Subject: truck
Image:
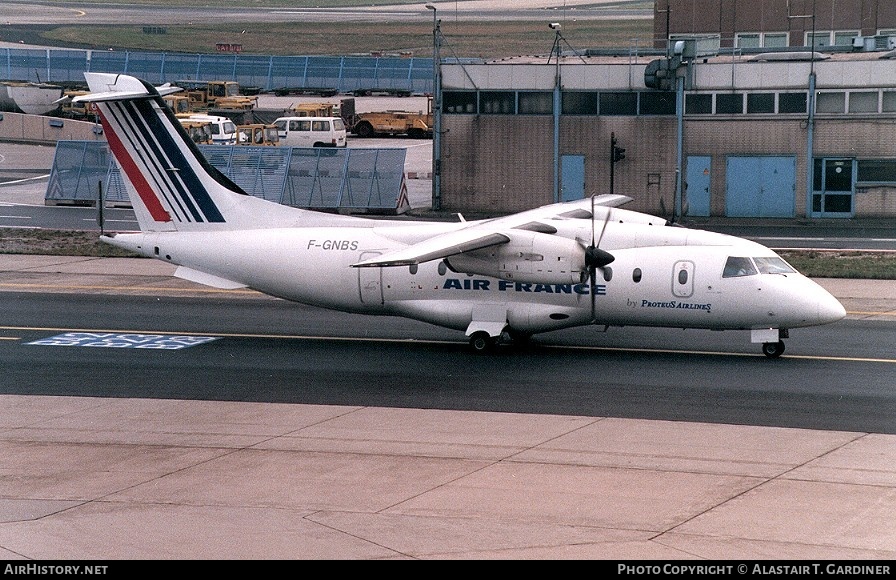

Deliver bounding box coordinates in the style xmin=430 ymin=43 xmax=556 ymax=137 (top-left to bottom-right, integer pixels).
xmin=179 ymin=119 xmax=214 ymax=145
xmin=177 ymin=114 xmax=240 ymax=145
xmin=287 ymin=98 xmax=356 ymax=131
xmin=175 ymin=80 xmax=258 ymax=112
xmin=350 ymin=96 xmax=432 ymax=139
xmin=236 ymin=123 xmax=280 ymax=146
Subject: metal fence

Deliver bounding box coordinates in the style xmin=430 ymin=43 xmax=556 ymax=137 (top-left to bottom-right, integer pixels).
xmin=46 ymin=141 xmax=410 ymax=213
xmin=2 ymin=47 xmax=434 ymax=94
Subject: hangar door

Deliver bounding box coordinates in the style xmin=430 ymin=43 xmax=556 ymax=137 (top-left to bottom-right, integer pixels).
xmin=725 ymin=156 xmax=795 ymax=218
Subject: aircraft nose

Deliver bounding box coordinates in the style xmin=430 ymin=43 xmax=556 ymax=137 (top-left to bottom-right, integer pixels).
xmin=816 ymin=288 xmax=847 ymax=325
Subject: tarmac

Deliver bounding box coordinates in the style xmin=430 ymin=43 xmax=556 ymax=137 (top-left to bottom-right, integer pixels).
xmin=2 ymin=159 xmax=896 ymax=560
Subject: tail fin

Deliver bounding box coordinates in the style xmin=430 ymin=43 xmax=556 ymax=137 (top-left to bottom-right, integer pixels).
xmin=75 ymin=73 xmax=251 ymax=232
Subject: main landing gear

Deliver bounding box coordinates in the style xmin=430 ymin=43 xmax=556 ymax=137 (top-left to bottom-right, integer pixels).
xmin=469 ymin=331 xmax=495 ymax=353
xmin=468 ymin=329 xmax=532 ymax=353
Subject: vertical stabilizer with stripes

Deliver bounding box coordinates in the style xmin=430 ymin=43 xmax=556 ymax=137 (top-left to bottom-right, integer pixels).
xmin=75 ymin=73 xmax=258 ymax=232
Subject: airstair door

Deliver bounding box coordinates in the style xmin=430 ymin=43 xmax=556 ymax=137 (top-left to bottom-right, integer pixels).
xmin=358 ymin=251 xmax=383 ymax=304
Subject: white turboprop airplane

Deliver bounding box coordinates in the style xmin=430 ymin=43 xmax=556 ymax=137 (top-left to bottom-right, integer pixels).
xmin=74 ymin=72 xmax=846 ymax=357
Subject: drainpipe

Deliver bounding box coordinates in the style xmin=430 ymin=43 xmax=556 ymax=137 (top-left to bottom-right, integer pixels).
xmin=805 ymin=70 xmax=816 ymax=218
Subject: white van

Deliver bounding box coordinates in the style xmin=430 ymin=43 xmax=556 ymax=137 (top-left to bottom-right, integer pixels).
xmin=273 ymin=116 xmax=347 ymax=148
xmin=179 ymin=114 xmax=240 ymax=145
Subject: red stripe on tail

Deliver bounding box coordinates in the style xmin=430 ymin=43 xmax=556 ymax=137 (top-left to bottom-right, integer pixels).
xmin=99 ymin=108 xmax=172 ymax=222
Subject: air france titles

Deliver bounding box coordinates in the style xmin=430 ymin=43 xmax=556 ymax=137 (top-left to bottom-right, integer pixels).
xmin=443 ymin=278 xmax=607 ymax=295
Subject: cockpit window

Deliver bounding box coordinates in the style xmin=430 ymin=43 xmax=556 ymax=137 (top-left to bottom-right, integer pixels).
xmin=754 ymin=256 xmax=796 ymax=275
xmin=723 ymin=256 xmax=758 ymax=278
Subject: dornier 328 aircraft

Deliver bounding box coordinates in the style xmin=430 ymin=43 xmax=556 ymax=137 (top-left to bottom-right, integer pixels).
xmin=74 ymin=73 xmax=846 ymax=357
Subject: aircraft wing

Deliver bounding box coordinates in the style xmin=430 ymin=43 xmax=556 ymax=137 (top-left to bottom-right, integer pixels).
xmin=352 ymin=194 xmax=632 ymax=268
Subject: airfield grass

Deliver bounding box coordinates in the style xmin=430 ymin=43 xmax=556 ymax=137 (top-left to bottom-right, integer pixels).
xmin=1 ymin=228 xmax=893 ymax=279
xmin=3 ymin=7 xmax=654 ymax=59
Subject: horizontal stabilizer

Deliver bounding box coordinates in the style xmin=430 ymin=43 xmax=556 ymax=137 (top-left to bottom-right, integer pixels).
xmin=72 ymin=73 xmax=182 ymax=103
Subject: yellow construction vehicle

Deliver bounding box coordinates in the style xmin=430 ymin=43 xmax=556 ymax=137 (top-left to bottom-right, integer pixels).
xmin=179 ymin=119 xmax=214 ymax=145
xmin=236 ymin=123 xmax=280 ymax=146
xmin=350 ymin=96 xmax=432 ymax=138
xmin=290 ymin=102 xmax=340 ymax=118
xmin=176 ymin=80 xmax=257 ymax=111
xmin=163 ymin=94 xmax=193 ymax=115
xmin=60 ymin=89 xmax=98 ymax=121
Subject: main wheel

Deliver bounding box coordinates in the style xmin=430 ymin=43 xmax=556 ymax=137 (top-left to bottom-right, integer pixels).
xmin=762 ymin=340 xmax=785 ymax=358
xmin=469 ymin=331 xmax=494 ymax=353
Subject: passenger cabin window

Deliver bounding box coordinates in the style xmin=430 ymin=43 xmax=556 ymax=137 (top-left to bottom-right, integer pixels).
xmin=632 ymin=268 xmax=642 ymax=283
xmin=723 ymin=257 xmax=758 ymax=278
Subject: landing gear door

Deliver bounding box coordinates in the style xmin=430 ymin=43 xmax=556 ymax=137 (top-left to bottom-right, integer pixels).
xmin=358 ymin=252 xmax=383 ymax=305
xmin=672 ymin=260 xmax=695 ymax=298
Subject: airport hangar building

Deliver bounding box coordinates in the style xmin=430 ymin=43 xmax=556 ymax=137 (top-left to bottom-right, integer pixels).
xmin=435 ymin=45 xmax=896 ymax=220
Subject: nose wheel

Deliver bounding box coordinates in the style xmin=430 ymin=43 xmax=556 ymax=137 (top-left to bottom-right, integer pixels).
xmin=762 ymin=340 xmax=785 ymax=358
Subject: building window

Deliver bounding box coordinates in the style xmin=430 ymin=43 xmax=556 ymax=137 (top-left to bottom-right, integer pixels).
xmin=562 ymin=91 xmax=597 ymax=115
xmin=737 ymin=32 xmax=789 ymax=48
xmin=834 ymin=31 xmax=860 ymax=46
xmin=816 ymin=92 xmax=845 ymax=114
xmin=857 ymin=159 xmax=896 ymax=185
xmin=736 ymin=33 xmax=760 ymax=49
xmin=715 ymin=93 xmax=744 ymax=114
xmin=479 ymin=91 xmax=515 ymax=114
xmin=883 ymin=91 xmax=896 ymax=113
xmin=599 ymin=92 xmax=637 ymax=116
xmin=685 ymin=94 xmax=712 ymax=114
xmin=518 ymin=92 xmax=553 ymax=115
xmin=763 ymin=33 xmax=788 ymax=48
xmin=808 ymin=30 xmax=860 ymax=47
xmin=444 ymin=91 xmax=476 ymax=114
xmin=747 ymin=93 xmax=775 ymax=114
xmin=639 ymin=92 xmax=676 ymax=115
xmin=848 ymin=91 xmax=878 ymax=113
xmin=808 ymin=31 xmax=830 ymax=47
xmin=779 ymin=93 xmax=807 ymax=114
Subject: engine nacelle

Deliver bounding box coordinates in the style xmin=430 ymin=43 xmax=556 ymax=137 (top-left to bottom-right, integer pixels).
xmin=446 ymin=231 xmax=586 ymax=285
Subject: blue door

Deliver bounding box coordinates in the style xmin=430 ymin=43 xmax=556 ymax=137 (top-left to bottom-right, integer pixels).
xmin=561 ymin=155 xmax=585 ymax=202
xmin=725 ymin=156 xmax=795 ymax=218
xmin=685 ymin=156 xmax=711 ymax=217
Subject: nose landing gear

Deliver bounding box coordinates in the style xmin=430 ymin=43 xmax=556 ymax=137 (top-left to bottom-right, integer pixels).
xmin=762 ymin=340 xmax=786 ymax=358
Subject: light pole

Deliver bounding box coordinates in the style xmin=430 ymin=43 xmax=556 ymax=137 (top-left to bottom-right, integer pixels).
xmin=426 ymin=4 xmax=442 ymax=210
